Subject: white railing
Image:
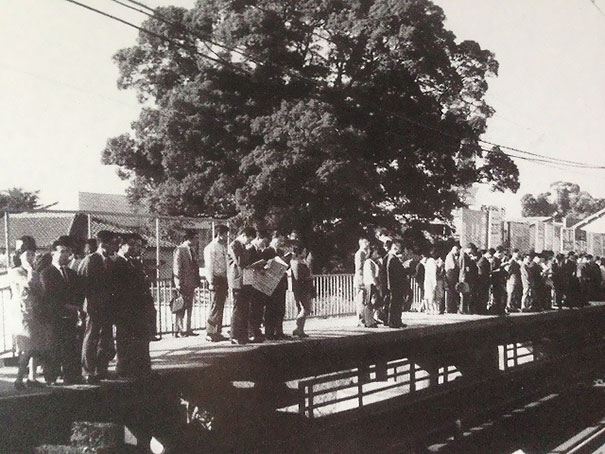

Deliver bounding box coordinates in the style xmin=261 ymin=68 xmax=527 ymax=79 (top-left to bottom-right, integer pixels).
xmin=0 ymin=274 xmax=425 ymax=349
xmin=152 ymin=274 xmax=357 ymax=334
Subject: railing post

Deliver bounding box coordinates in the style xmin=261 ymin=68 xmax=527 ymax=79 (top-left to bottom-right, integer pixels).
xmin=4 ymin=212 xmax=10 ymax=274
xmin=155 ymin=217 xmax=162 ymax=338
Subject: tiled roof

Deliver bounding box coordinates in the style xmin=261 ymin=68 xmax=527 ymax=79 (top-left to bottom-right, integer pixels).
xmin=78 ymin=192 xmax=145 ymax=214
xmin=0 ymin=212 xmax=79 ymax=249
xmin=89 ymin=218 xmax=177 ymax=248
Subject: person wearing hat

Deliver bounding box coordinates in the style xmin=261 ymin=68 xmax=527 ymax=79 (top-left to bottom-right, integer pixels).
xmin=458 ymin=243 xmax=478 ymax=314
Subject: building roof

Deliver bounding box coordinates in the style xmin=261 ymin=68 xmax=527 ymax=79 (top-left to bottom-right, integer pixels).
xmin=0 ymin=212 xmax=79 ymax=249
xmin=570 ymin=207 xmax=605 ymax=231
xmin=507 ymin=216 xmax=555 ymax=224
xmin=78 ymin=192 xmax=144 ymax=215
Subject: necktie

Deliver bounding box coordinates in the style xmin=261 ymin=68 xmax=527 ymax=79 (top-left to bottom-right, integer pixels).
xmin=60 ymin=266 xmax=69 ymax=283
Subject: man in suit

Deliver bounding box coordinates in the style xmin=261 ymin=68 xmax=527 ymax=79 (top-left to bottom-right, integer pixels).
xmin=40 ymin=237 xmax=83 ymax=385
xmin=78 ymin=230 xmax=119 ymax=384
xmin=444 ymin=244 xmax=460 ymax=313
xmin=227 ymin=226 xmax=256 ymax=344
xmin=113 ymin=233 xmax=153 ymax=379
xmin=264 ymin=231 xmax=290 ymax=340
xmin=458 ymin=244 xmax=478 ymax=314
xmin=204 ymin=225 xmax=229 ymax=342
xmin=248 ymin=231 xmax=271 ymax=343
xmin=173 ymin=230 xmax=201 ymax=337
xmin=354 ymin=236 xmax=370 ymax=326
xmin=385 ymin=240 xmax=406 ymax=328
xmin=475 ymin=249 xmax=492 ymax=315
xmin=551 ymin=253 xmax=568 ymax=309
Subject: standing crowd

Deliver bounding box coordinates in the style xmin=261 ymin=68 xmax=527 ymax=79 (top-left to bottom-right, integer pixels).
xmin=7 ymin=224 xmax=313 ymax=390
xmin=173 ymin=226 xmax=314 ymax=345
xmin=9 ymin=225 xmax=598 ymax=389
xmin=8 ymin=231 xmax=156 ymax=389
xmin=354 ymin=237 xmax=599 ymax=328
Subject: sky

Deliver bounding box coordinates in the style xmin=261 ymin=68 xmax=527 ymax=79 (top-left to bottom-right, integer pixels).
xmin=0 ymin=0 xmax=604 ymax=217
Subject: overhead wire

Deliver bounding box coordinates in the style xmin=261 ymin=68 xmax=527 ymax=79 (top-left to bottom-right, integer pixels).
xmin=116 ymin=0 xmax=605 ymax=170
xmin=68 ymin=0 xmax=605 ymax=172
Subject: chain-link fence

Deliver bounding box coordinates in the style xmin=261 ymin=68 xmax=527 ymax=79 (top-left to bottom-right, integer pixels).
xmin=0 ymin=209 xmax=224 ymax=280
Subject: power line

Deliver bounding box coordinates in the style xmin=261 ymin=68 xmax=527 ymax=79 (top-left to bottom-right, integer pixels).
xmin=72 ymin=0 xmax=605 ymax=172
xmin=63 ymin=0 xmax=228 ymax=68
xmin=0 ymin=64 xmax=138 ymax=108
xmin=114 ymin=0 xmax=605 ymax=170
xmin=589 ymin=0 xmax=605 ymax=17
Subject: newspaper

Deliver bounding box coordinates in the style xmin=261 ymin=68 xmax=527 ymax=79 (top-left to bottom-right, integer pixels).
xmin=243 ymin=256 xmax=289 ymax=296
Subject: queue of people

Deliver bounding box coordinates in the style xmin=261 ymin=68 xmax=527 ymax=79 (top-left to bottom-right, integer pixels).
xmin=354 ymin=235 xmax=600 ymax=328
xmin=173 ymin=226 xmax=314 ymax=345
xmin=8 ymin=231 xmax=156 ymax=390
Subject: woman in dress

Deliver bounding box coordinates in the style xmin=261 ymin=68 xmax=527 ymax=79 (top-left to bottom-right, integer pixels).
xmin=291 ymin=246 xmax=314 ymax=338
xmin=362 ymin=247 xmax=382 ymax=327
xmin=423 ymin=250 xmax=437 ymax=315
xmin=9 ymin=241 xmax=48 ymax=390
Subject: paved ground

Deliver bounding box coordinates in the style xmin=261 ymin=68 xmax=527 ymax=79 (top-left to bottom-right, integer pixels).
xmin=0 ymin=306 xmax=600 ymax=399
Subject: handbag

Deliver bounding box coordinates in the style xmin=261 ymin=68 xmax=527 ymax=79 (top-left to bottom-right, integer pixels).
xmin=455 ymin=282 xmax=470 ymax=294
xmin=170 ymin=295 xmax=185 ymax=314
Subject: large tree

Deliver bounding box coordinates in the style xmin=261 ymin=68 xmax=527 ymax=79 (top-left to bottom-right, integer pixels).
xmin=0 ymin=187 xmax=41 ymax=212
xmin=103 ymin=0 xmax=518 ymax=270
xmin=521 ymin=181 xmax=605 ymax=226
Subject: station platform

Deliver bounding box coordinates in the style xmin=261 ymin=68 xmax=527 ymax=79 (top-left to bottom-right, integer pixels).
xmin=1 ymin=303 xmax=603 ymax=400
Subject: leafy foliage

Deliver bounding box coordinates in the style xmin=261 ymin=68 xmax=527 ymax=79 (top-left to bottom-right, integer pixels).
xmin=521 ymin=181 xmax=605 ymax=226
xmin=103 ymin=0 xmax=518 ymax=270
xmin=0 ymin=187 xmax=41 ymax=213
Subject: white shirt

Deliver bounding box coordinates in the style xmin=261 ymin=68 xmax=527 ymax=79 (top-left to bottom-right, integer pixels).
xmin=204 ymin=238 xmax=228 ymax=279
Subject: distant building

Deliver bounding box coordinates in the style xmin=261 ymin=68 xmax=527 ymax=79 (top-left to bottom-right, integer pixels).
xmin=563 ymin=208 xmax=605 ymax=256
xmin=78 ymin=191 xmax=142 ymax=215
xmin=453 ymin=206 xmax=506 ymax=250
xmin=0 ymin=192 xmax=219 ymax=280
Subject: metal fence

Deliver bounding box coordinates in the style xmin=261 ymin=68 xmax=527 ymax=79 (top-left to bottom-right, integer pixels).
xmin=0 ymin=273 xmax=427 ymax=355
xmin=0 ymin=209 xmax=225 ymax=279
xmin=152 ymin=274 xmax=356 ymax=334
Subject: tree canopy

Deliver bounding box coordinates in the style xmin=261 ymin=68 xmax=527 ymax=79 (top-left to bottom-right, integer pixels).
xmin=0 ymin=187 xmax=41 ymax=213
xmin=103 ymin=0 xmax=518 ymax=270
xmin=521 ymin=181 xmax=605 ymax=226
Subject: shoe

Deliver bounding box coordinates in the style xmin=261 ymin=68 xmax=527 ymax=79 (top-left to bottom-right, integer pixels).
xmin=265 ymin=334 xmax=276 ymax=341
xmin=185 ymin=331 xmax=199 ymax=337
xmin=25 ymin=379 xmax=45 ymax=389
xmin=365 ymin=324 xmax=378 ymax=328
xmin=150 ymin=336 xmax=161 ymax=342
xmin=230 ymin=338 xmax=249 ymax=345
xmin=298 ymin=332 xmax=309 ymax=338
xmin=249 ymin=336 xmax=265 ymax=344
xmin=84 ymin=375 xmax=100 ymax=385
xmin=14 ymin=380 xmax=25 ymax=391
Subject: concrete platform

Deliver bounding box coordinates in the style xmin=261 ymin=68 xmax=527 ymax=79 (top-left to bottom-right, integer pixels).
xmin=1 ymin=304 xmax=603 ymax=400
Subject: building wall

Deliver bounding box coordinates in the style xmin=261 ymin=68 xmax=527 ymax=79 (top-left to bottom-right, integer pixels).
xmin=508 ymin=221 xmax=531 ymax=252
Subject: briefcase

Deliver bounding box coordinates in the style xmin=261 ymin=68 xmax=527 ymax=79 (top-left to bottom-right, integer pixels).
xmin=170 ymin=295 xmax=185 ymax=313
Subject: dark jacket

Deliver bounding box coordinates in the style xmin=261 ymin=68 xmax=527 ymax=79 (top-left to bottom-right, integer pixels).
xmin=386 ymin=253 xmax=407 ymax=296
xmin=113 ymin=255 xmax=154 ymax=325
xmin=227 ymin=240 xmax=253 ymax=289
xmin=477 ymin=257 xmax=491 ymax=288
xmin=291 ymin=259 xmax=312 ymax=301
xmin=40 ymin=265 xmax=82 ymax=322
xmin=77 ymin=252 xmax=117 ymax=316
